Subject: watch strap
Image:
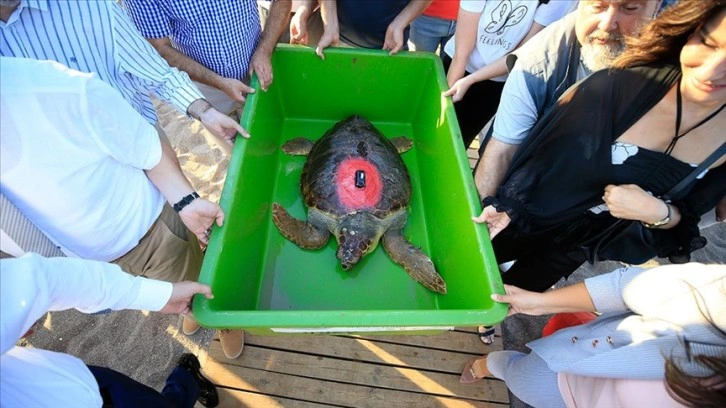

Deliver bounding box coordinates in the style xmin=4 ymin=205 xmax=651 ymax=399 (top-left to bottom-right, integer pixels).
xmin=173 ymin=191 xmax=200 ymax=213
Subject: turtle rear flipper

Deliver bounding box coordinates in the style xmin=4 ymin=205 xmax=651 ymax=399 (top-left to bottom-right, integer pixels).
xmin=381 ymin=230 xmax=446 ymax=294
xmin=272 ymin=203 xmax=330 ymax=249
xmin=282 ymin=138 xmax=315 ymax=155
xmin=390 ymin=137 xmax=413 ymax=154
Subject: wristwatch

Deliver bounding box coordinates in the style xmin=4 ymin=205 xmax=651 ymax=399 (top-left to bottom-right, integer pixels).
xmin=642 ymin=203 xmax=672 ymax=228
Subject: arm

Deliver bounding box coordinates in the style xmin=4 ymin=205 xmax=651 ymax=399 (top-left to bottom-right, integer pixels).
xmin=249 ymin=0 xmax=292 ymax=90
xmin=144 ymin=135 xmax=225 ymax=245
xmin=491 ymin=282 xmax=595 ymax=317
xmin=447 ymin=7 xmax=479 ymax=87
xmin=382 ymin=0 xmax=432 ymax=55
xmin=110 ymin=3 xmax=248 ymax=142
xmin=474 ymin=139 xmax=518 ymax=200
xmin=444 ymin=23 xmax=545 ymax=101
xmin=147 ymin=37 xmax=255 ymax=104
xmin=316 ymin=0 xmax=339 ymax=59
xmin=0 ymin=254 xmax=213 ymax=355
xmin=290 ymin=0 xmax=318 ymax=44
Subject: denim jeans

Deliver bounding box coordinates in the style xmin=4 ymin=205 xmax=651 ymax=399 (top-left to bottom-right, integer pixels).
xmin=409 ymin=14 xmax=456 ymax=55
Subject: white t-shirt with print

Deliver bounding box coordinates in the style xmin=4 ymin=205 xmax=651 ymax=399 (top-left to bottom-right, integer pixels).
xmin=444 ymin=0 xmax=575 ymax=81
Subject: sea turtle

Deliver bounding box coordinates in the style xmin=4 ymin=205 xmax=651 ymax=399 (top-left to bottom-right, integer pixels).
xmin=271 ymin=115 xmax=447 ymax=294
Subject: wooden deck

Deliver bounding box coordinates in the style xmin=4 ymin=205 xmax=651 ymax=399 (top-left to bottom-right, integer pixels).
xmin=200 ymin=142 xmax=501 ymax=407
xmin=202 ymin=327 xmax=506 ymax=408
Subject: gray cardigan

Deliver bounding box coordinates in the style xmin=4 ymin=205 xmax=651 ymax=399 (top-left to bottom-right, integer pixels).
xmin=528 ymin=263 xmax=726 ymax=379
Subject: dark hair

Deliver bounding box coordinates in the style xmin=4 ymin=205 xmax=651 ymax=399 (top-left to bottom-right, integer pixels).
xmin=664 ymin=282 xmax=726 ymax=407
xmin=613 ymin=0 xmax=726 ymax=69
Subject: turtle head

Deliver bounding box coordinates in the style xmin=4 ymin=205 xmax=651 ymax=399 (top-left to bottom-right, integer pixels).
xmin=335 ymin=212 xmax=383 ymax=270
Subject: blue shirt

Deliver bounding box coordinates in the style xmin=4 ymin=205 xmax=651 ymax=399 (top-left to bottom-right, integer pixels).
xmin=0 ymin=0 xmax=203 ymax=124
xmin=122 ymin=0 xmax=261 ymax=81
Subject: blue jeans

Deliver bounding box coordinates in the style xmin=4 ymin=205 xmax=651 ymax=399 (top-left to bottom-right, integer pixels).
xmin=409 ymin=14 xmax=456 ymax=55
xmin=89 ymin=365 xmax=199 ymax=408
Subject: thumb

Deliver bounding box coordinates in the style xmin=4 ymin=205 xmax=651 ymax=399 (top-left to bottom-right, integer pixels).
xmin=490 ymin=293 xmax=508 ymax=303
xmin=190 ymin=282 xmax=214 ymax=299
xmin=442 ymin=87 xmax=456 ymax=97
xmin=316 ymin=46 xmax=325 ymax=60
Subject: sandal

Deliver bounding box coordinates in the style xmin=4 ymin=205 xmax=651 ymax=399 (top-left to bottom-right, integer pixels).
xmin=478 ymin=326 xmax=495 ymax=345
xmin=460 ymin=355 xmax=490 ymax=384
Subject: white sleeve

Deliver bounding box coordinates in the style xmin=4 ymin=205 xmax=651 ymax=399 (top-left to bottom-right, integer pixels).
xmin=533 ymin=0 xmax=576 ymax=26
xmin=0 ymin=254 xmax=172 ymax=355
xmin=459 ymin=0 xmax=486 ymax=13
xmin=81 ymin=74 xmax=162 ymax=171
xmin=492 ymin=67 xmax=538 ymax=144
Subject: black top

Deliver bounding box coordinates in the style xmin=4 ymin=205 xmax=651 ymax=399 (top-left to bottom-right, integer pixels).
xmin=337 ymin=0 xmax=411 ymax=49
xmin=485 ymin=63 xmax=726 ymax=261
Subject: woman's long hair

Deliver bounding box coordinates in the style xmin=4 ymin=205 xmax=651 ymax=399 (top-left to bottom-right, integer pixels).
xmin=613 ymin=1 xmax=726 ymax=69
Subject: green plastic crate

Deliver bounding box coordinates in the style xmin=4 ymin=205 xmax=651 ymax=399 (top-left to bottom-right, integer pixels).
xmin=193 ymin=45 xmax=506 ymax=334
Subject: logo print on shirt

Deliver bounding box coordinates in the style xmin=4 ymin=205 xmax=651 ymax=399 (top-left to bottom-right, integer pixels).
xmin=485 ymin=0 xmax=528 ymax=35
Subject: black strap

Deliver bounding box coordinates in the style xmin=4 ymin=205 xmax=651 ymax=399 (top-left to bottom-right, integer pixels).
xmin=662 ymin=141 xmax=726 ymax=201
xmin=666 ymin=79 xmax=726 ymax=155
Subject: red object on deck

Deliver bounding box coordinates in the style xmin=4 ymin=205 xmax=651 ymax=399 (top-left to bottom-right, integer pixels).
xmin=542 ymin=312 xmax=598 ymax=337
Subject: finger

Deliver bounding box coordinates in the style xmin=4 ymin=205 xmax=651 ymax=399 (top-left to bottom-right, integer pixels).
xmin=490 ymin=293 xmax=507 ymax=303
xmin=233 ymin=122 xmax=250 ymax=139
xmin=389 ymin=44 xmax=402 ymax=56
xmin=215 ymin=209 xmax=225 ymax=226
xmin=604 ymin=184 xmax=615 ymax=192
xmin=193 ymin=283 xmax=214 ymax=299
xmin=316 ymin=46 xmax=325 ymax=60
xmin=489 ymin=225 xmax=503 ymax=239
xmin=442 ymin=88 xmax=455 ymax=97
xmin=471 ymin=214 xmax=487 ymax=224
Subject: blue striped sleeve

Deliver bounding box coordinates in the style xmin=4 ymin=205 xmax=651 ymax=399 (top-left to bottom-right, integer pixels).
xmin=122 ymin=0 xmax=172 ymax=39
xmin=108 ymin=2 xmax=202 ymax=114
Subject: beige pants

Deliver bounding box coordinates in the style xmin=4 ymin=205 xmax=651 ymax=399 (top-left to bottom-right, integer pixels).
xmin=112 ymin=203 xmax=203 ymax=283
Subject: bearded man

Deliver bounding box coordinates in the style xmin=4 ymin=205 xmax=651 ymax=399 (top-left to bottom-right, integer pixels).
xmin=473 ymin=0 xmax=663 ymax=201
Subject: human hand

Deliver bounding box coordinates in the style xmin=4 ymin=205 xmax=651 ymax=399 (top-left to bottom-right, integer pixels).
xmin=442 ymin=76 xmax=472 ymax=102
xmin=290 ymin=5 xmax=311 ymax=45
xmin=249 ymin=48 xmax=273 ymax=91
xmin=178 ymin=198 xmax=225 ymax=246
xmin=316 ymin=25 xmax=339 ymax=60
xmin=160 ymin=282 xmax=214 ymax=314
xmin=603 ymin=184 xmax=667 ymax=223
xmin=198 ymin=106 xmax=251 ymax=144
xmin=472 ymin=205 xmax=511 ymax=239
xmin=491 ymin=284 xmax=546 ymax=317
xmin=383 ymin=21 xmax=405 ymax=55
xmin=220 ymin=77 xmax=255 ymax=104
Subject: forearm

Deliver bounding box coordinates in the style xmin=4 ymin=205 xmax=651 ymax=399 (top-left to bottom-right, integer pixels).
xmin=144 ymin=135 xmax=196 ymax=205
xmin=320 ymin=0 xmax=337 ymax=27
xmin=390 ymin=0 xmax=432 ymax=29
xmin=450 ymin=10 xmax=478 ymax=76
xmin=257 ymin=0 xmax=293 ymax=55
xmin=539 ymin=283 xmax=596 ymax=314
xmin=467 ymin=23 xmax=545 ymax=83
xmin=150 ymin=39 xmax=228 ymax=89
xmin=475 ymin=139 xmax=517 ymax=200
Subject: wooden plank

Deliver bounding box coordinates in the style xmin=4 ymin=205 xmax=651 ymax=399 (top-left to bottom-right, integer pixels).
xmin=209 ymin=342 xmax=509 ymax=402
xmin=242 ymin=333 xmax=496 ymax=372
xmin=217 ymin=387 xmax=335 ymax=408
xmin=352 ymin=330 xmax=502 ymax=351
xmin=206 ymin=353 xmax=507 ymax=408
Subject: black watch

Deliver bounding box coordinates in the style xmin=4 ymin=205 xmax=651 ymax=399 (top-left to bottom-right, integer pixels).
xmin=173 ymin=192 xmax=200 ymax=213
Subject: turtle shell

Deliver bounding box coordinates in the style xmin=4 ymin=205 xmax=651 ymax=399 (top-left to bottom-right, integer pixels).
xmin=301 ymin=116 xmax=411 ymax=219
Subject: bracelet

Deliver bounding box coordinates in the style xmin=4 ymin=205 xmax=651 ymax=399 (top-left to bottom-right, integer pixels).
xmin=186 ymin=99 xmax=213 ymax=120
xmin=173 ymin=191 xmax=200 ymax=213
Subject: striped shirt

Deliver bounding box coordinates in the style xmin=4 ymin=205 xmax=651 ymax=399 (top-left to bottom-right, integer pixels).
xmin=0 ymin=0 xmax=203 ymax=124
xmin=123 ymin=0 xmax=261 ymax=81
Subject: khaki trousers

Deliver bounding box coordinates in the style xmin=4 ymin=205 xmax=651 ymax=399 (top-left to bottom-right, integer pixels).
xmin=112 ymin=203 xmax=203 ymax=283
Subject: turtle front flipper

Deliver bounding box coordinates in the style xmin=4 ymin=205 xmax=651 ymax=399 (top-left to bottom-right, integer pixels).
xmin=381 ymin=230 xmax=446 ymax=294
xmin=281 ymin=138 xmax=315 ymax=155
xmin=272 ymin=203 xmax=330 ymax=249
xmin=390 ymin=137 xmax=413 ymax=154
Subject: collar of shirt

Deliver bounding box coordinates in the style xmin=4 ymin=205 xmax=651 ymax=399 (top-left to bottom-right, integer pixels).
xmin=0 ymin=0 xmax=44 ymax=27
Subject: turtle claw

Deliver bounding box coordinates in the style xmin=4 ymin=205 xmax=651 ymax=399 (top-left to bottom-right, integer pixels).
xmin=381 ymin=230 xmax=447 ymax=294
xmin=390 ymin=137 xmax=413 ymax=154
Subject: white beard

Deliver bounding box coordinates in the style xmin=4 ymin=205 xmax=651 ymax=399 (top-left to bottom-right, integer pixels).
xmin=580 ymin=40 xmax=625 ymax=72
